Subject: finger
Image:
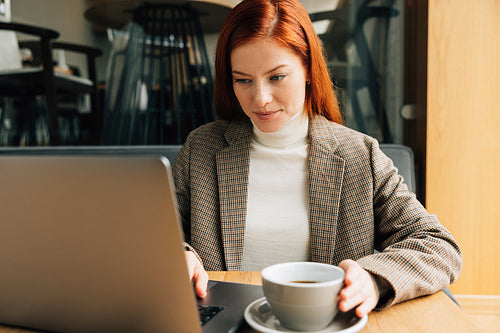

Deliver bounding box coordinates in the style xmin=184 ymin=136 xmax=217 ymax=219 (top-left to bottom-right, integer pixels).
xmin=184 ymin=251 xmax=209 ymax=298
xmin=185 ymin=251 xmax=196 ymax=278
xmin=337 ymin=260 xmax=377 ymax=314
xmin=354 ymin=295 xmax=377 ymax=318
xmin=339 ymin=287 xmax=357 ymax=306
xmin=338 ymin=259 xmax=359 ymax=286
xmin=340 ymin=276 xmax=364 ymax=300
xmin=338 ymin=278 xmax=365 ymax=312
xmin=338 ymin=261 xmax=363 ymax=300
xmin=194 ymin=267 xmax=209 ymax=298
xmin=340 ymin=281 xmax=376 ymax=313
xmin=338 ymin=286 xmax=366 ymax=312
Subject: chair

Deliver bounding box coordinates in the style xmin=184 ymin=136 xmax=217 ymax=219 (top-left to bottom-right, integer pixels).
xmin=380 ymin=143 xmax=461 ymax=307
xmin=0 ymin=145 xmax=183 ymax=166
xmin=0 ymin=21 xmax=102 ymax=145
xmin=379 ymin=143 xmax=416 ymax=194
xmin=102 ymin=4 xmax=215 ymax=145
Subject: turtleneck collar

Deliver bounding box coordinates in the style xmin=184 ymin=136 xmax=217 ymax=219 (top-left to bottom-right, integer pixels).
xmin=251 ymin=110 xmax=309 ymax=148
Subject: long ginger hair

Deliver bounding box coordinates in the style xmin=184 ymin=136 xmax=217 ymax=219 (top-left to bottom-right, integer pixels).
xmin=214 ymin=0 xmax=342 ymax=124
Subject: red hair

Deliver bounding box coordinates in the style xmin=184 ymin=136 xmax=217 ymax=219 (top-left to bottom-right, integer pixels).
xmin=214 ymin=0 xmax=342 ymax=124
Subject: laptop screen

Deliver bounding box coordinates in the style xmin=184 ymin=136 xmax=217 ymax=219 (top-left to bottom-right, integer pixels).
xmin=0 ymin=156 xmax=202 ymax=333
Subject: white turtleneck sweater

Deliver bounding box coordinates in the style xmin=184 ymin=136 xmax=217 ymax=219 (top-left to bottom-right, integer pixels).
xmin=241 ymin=111 xmax=311 ymax=271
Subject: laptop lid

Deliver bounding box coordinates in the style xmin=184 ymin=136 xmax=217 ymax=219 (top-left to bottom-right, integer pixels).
xmin=0 ymin=155 xmax=262 ymax=333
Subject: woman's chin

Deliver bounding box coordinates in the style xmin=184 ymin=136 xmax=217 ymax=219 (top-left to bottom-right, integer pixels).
xmin=252 ymin=117 xmax=286 ymax=133
xmin=255 ymin=122 xmax=283 ymax=133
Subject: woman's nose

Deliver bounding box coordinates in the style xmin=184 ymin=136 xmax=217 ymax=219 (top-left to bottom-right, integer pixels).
xmin=253 ymin=82 xmax=272 ymax=107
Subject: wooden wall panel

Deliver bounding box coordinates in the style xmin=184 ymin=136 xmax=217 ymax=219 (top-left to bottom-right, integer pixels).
xmin=426 ymin=0 xmax=500 ymax=295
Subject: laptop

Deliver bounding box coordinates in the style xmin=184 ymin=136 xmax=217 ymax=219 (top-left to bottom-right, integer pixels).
xmin=0 ymin=155 xmax=263 ymax=333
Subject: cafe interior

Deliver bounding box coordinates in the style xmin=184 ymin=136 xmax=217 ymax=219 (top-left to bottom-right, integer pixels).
xmin=0 ymin=0 xmax=498 ymax=332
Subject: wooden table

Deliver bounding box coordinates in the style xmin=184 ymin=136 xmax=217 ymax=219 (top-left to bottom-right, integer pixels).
xmin=209 ymin=271 xmax=482 ymax=333
xmin=0 ymin=271 xmax=481 ymax=333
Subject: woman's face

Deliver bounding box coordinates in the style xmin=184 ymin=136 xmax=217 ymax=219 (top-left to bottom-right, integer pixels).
xmin=230 ymin=38 xmax=308 ymax=133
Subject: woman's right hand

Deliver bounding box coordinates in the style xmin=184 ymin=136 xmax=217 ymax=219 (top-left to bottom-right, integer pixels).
xmin=185 ymin=250 xmax=209 ymax=298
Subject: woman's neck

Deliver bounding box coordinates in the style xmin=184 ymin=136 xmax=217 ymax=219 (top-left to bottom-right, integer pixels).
xmin=251 ymin=111 xmax=309 ymax=148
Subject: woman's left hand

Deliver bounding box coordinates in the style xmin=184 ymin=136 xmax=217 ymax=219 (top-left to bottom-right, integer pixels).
xmin=338 ymin=259 xmax=379 ymax=318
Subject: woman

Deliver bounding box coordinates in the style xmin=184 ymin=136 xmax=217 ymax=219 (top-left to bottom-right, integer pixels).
xmin=174 ymin=0 xmax=462 ymax=318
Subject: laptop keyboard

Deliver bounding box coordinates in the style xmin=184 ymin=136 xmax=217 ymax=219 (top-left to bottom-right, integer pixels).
xmin=197 ymin=304 xmax=224 ymax=326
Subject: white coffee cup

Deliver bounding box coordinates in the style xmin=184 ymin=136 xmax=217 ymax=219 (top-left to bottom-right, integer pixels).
xmin=261 ymin=262 xmax=345 ymax=331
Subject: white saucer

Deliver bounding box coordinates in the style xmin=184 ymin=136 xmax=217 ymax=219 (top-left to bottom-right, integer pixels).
xmin=244 ymin=297 xmax=367 ymax=333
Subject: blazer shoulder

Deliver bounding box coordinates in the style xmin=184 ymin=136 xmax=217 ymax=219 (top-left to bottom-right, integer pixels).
xmin=311 ymin=117 xmax=378 ymax=159
xmin=185 ymin=120 xmax=230 ymax=149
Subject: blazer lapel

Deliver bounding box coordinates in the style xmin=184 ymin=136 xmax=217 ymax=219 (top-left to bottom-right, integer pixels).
xmin=308 ymin=117 xmax=345 ymax=264
xmin=216 ymin=120 xmax=252 ymax=270
xmin=215 ymin=117 xmax=345 ymax=268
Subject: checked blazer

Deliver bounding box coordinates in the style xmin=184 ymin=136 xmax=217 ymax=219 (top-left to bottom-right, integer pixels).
xmin=172 ymin=115 xmax=462 ymax=307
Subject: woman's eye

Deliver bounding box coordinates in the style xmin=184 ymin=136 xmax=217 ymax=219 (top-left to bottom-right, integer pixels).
xmin=234 ymin=78 xmax=250 ymax=84
xmin=270 ymin=74 xmax=286 ymax=81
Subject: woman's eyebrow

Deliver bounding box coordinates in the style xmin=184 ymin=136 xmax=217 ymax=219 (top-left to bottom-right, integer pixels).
xmin=232 ymin=64 xmax=289 ymax=76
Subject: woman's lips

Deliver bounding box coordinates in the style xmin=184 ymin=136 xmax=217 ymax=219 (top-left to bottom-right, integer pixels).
xmin=254 ymin=110 xmax=279 ymax=120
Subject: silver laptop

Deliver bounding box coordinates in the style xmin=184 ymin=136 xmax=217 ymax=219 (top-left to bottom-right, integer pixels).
xmin=0 ymin=155 xmax=263 ymax=333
